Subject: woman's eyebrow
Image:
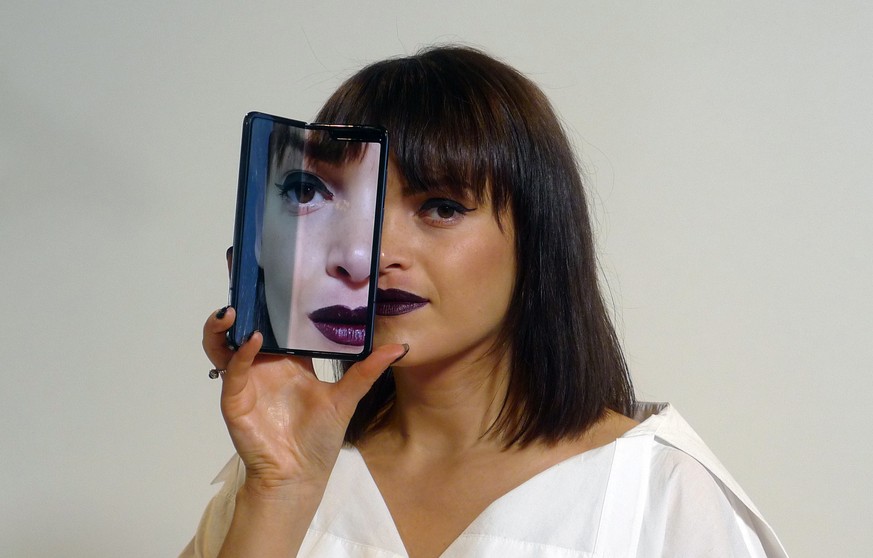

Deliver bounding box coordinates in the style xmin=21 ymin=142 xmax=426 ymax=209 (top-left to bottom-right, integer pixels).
xmin=402 ymin=181 xmax=475 ymax=201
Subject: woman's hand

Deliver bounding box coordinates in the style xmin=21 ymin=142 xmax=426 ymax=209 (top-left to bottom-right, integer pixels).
xmin=202 ymin=307 xmax=407 ymax=496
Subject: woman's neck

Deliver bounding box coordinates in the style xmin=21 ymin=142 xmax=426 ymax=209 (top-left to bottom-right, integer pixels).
xmin=370 ymin=346 xmax=512 ymax=457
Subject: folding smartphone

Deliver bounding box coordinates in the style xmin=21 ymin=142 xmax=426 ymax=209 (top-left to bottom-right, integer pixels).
xmin=227 ymin=112 xmax=388 ymax=360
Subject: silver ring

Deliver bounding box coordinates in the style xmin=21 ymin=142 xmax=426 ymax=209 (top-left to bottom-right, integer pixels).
xmin=208 ymin=368 xmax=226 ymax=379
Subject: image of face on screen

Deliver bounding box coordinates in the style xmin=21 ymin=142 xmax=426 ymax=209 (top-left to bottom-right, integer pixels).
xmin=258 ymin=127 xmax=378 ymax=353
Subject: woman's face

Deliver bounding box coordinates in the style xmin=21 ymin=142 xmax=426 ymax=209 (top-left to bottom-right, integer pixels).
xmin=259 ymin=140 xmax=381 ymax=353
xmin=373 ymin=163 xmax=516 ymax=367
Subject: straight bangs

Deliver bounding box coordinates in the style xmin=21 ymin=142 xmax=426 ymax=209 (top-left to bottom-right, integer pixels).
xmin=268 ymin=125 xmax=364 ymax=168
xmin=314 ymin=53 xmax=519 ymax=210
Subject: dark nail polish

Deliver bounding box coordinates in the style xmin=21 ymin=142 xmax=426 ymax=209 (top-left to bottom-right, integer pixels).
xmin=216 ymin=306 xmax=229 ymax=319
xmin=391 ymin=343 xmax=410 ymax=365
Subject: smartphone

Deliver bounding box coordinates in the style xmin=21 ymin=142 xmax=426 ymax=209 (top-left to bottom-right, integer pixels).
xmin=227 ymin=112 xmax=389 ymax=360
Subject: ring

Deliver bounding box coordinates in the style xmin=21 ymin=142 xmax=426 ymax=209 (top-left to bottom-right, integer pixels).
xmin=208 ymin=368 xmax=226 ymax=379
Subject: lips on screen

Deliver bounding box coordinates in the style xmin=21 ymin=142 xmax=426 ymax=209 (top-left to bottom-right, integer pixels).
xmin=229 ymin=114 xmax=387 ymax=359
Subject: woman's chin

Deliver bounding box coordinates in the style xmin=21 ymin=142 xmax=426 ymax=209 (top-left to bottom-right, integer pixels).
xmin=372 ymin=329 xmax=406 ymax=351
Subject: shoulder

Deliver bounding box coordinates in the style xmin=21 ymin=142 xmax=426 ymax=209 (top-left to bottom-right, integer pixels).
xmin=180 ymin=450 xmax=371 ymax=558
xmin=179 ymin=455 xmax=246 ymax=557
xmin=621 ymin=403 xmax=789 ymax=557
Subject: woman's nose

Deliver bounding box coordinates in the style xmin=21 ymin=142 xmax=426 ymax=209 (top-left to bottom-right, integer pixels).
xmin=326 ymin=242 xmax=371 ymax=286
xmin=326 ymin=209 xmax=373 ymax=286
xmin=378 ymin=170 xmax=411 ymax=274
xmin=378 ymin=207 xmax=411 ymax=274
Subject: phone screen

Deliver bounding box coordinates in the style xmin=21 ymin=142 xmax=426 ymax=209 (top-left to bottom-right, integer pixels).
xmin=228 ymin=112 xmax=388 ymax=360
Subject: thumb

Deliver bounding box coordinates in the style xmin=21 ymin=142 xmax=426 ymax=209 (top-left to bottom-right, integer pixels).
xmin=332 ymin=343 xmax=409 ymax=417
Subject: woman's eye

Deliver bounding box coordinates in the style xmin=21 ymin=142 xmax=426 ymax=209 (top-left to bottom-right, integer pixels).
xmin=418 ymin=198 xmax=475 ymax=224
xmin=275 ymin=171 xmax=334 ymax=214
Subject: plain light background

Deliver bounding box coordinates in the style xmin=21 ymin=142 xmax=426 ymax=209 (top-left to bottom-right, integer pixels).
xmin=2 ymin=1 xmax=870 ymax=556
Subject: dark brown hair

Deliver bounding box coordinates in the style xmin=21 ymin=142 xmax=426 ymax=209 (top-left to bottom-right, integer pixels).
xmin=320 ymin=46 xmax=634 ymax=446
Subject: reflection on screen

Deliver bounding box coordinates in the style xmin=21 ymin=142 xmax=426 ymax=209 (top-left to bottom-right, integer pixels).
xmin=233 ymin=116 xmax=384 ymax=357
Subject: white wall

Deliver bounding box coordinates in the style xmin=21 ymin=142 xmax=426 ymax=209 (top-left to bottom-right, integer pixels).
xmin=2 ymin=1 xmax=870 ymax=556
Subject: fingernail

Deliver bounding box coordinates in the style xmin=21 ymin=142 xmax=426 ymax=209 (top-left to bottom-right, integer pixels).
xmin=390 ymin=343 xmax=410 ymax=365
xmin=216 ymin=306 xmax=229 ymax=319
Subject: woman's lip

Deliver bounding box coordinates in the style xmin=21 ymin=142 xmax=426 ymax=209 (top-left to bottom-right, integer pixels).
xmin=308 ymin=305 xmax=367 ymax=346
xmin=376 ymin=288 xmax=428 ymax=316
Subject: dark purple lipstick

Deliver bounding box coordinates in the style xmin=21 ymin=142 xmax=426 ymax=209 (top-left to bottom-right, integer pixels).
xmin=376 ymin=288 xmax=428 ymax=316
xmin=308 ymin=305 xmax=367 ymax=346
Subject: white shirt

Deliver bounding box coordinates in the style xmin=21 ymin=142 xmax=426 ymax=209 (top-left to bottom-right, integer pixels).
xmin=180 ymin=403 xmax=789 ymax=557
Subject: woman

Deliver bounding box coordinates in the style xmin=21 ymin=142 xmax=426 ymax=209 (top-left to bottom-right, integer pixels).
xmin=185 ymin=46 xmax=788 ymax=557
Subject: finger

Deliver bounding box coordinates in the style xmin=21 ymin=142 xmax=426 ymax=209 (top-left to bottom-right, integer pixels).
xmin=333 ymin=343 xmax=409 ymax=417
xmin=202 ymin=306 xmax=236 ymax=366
xmin=220 ymin=330 xmax=263 ymax=398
